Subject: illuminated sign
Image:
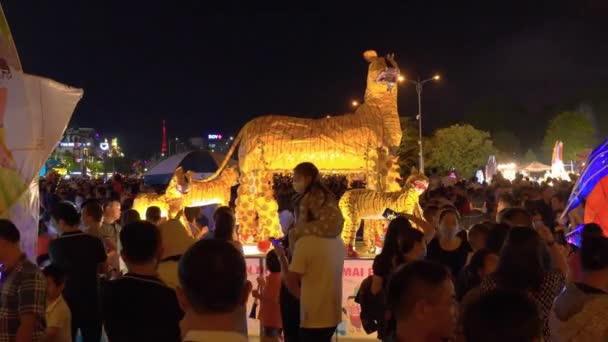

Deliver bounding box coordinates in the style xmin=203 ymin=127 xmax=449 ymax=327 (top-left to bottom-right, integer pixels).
xmin=60 ymin=142 xmax=75 ymax=147
xmin=208 ymin=134 xmax=223 ymax=140
xmin=100 ymin=142 xmax=109 ymax=151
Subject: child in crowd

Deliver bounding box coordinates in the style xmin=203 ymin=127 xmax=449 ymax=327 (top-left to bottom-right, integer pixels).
xmin=254 ymin=250 xmax=283 ymax=341
xmin=43 ymin=265 xmax=72 ymax=342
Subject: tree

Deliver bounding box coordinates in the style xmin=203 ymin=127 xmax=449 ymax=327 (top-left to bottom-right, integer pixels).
xmin=426 ymin=124 xmax=496 ymax=177
xmin=542 ymin=111 xmax=597 ymax=161
xmin=397 ymin=117 xmax=419 ymax=177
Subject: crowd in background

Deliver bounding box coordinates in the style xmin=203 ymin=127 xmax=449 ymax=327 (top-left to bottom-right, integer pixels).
xmin=1 ymin=164 xmax=607 ymax=342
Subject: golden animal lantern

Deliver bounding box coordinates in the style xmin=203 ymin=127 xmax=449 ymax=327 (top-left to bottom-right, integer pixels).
xmin=339 ymin=170 xmax=429 ymax=252
xmin=133 ymin=167 xmax=238 ymax=220
xmin=199 ymin=50 xmax=404 ymax=242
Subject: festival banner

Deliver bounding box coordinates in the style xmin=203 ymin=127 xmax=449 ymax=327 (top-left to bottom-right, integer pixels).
xmin=245 ymin=256 xmax=376 ymax=340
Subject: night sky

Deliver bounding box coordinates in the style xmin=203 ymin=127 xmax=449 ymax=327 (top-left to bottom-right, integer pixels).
xmin=4 ymin=1 xmax=608 ymax=157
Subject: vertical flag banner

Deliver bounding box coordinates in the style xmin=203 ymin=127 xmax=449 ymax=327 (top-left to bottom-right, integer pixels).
xmin=0 ymin=5 xmax=83 ymax=257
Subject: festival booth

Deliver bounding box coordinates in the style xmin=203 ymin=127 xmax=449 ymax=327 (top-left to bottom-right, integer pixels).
xmin=0 ymin=7 xmax=82 ymax=258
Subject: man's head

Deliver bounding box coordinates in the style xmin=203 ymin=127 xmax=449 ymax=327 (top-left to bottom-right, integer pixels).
xmin=177 ymin=239 xmax=251 ymax=316
xmin=540 ymin=184 xmax=554 ymax=203
xmin=499 ymin=207 xmax=533 ymax=228
xmin=551 ymin=192 xmax=566 ymax=212
xmin=145 ymin=206 xmax=162 ymax=225
xmin=468 ymin=224 xmax=490 ymax=251
xmin=580 ymin=233 xmax=608 ymax=273
xmin=120 ymin=221 xmax=162 ymax=267
xmin=81 ymin=200 xmax=103 ymax=227
xmin=103 ymin=199 xmax=121 ymax=223
xmin=0 ymin=219 xmax=20 ymax=263
xmin=387 ymin=260 xmax=456 ymax=339
xmin=463 ymin=290 xmax=541 ymax=342
xmin=265 ymin=249 xmax=281 ymax=273
xmin=43 ymin=264 xmax=66 ymax=301
xmin=51 ymin=202 xmax=81 ymax=233
xmin=469 ymin=191 xmax=486 ymax=211
xmin=496 ymin=193 xmax=518 ymax=220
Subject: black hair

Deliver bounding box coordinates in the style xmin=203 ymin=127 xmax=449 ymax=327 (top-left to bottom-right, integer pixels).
xmin=438 ymin=208 xmax=460 ymax=223
xmin=82 ymin=200 xmax=103 ymax=223
xmin=495 ymin=227 xmax=549 ymax=292
xmin=497 ymin=193 xmax=518 ymax=208
xmin=387 ymin=260 xmax=450 ymax=320
xmin=103 ymin=198 xmax=121 ymax=210
xmin=486 ymin=223 xmax=510 ymax=254
xmin=178 ymin=239 xmax=247 ymax=313
xmin=293 ymin=162 xmax=335 ymax=204
xmin=184 ymin=206 xmax=202 ymax=223
xmin=120 ymin=221 xmax=160 ymax=264
xmin=266 ymin=249 xmax=281 ymax=273
xmin=51 ymin=201 xmax=81 ymax=226
xmin=43 ymin=264 xmax=66 ymax=285
xmin=580 ymin=233 xmax=608 ymax=272
xmin=463 ymin=290 xmax=541 ymax=342
xmin=145 ymin=206 xmax=162 ymax=223
xmin=463 ymin=249 xmax=494 ymax=292
xmin=0 ymin=219 xmax=20 ymax=243
xmin=214 ymin=206 xmax=236 ymax=241
xmin=469 ymin=190 xmax=485 ymax=209
xmin=378 ymin=216 xmax=424 ymax=267
xmin=499 ymin=207 xmax=532 ymax=227
xmin=121 ymin=209 xmax=141 ymax=226
xmin=468 ymin=223 xmax=490 ymax=237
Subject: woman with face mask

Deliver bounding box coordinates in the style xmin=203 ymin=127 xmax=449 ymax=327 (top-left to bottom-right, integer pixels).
xmin=287 ymin=162 xmax=344 ymax=250
xmin=425 ymin=208 xmax=472 ymax=280
xmin=368 ymin=216 xmax=426 ymax=339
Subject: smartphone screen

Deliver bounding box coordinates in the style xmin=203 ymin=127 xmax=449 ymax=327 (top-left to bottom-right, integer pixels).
xmin=382 ymin=208 xmax=399 ymax=220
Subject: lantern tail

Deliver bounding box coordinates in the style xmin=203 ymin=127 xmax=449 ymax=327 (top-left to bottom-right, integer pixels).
xmin=199 ymin=128 xmax=244 ymax=182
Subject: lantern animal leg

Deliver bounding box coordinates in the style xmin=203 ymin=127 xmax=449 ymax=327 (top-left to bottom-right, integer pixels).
xmin=254 ymin=171 xmax=281 ymax=240
xmin=235 ymin=174 xmax=257 ymax=243
xmin=363 ymin=219 xmax=384 ymax=254
xmin=339 ymin=196 xmax=361 ymax=257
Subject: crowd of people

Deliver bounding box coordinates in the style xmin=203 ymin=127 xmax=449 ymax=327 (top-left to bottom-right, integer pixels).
xmin=1 ymin=164 xmax=607 ymax=342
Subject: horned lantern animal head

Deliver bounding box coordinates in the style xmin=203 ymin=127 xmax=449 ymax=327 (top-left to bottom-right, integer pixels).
xmin=405 ymin=167 xmax=429 ymax=195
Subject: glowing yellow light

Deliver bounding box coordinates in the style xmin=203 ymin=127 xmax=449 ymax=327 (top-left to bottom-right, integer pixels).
xmin=352 ymin=100 xmax=359 ymax=107
xmin=433 ymin=75 xmax=441 ymax=80
xmin=397 ymin=75 xmax=405 ymax=82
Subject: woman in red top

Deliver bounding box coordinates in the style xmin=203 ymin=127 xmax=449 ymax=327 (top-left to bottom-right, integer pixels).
xmin=254 ymin=249 xmax=283 ymax=340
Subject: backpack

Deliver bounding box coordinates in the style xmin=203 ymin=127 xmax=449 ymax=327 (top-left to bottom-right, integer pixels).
xmin=355 ymin=275 xmax=386 ymax=335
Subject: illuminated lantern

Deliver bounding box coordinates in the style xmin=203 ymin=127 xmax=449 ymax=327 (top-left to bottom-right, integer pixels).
xmin=340 ymin=170 xmax=428 ymax=257
xmin=197 ymin=50 xmax=403 ymax=244
xmin=133 ymin=167 xmax=238 ymax=222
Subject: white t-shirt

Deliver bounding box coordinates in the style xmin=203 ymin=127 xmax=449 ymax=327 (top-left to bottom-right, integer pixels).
xmin=46 ymin=295 xmax=72 ymax=342
xmin=289 ymin=235 xmax=345 ymax=328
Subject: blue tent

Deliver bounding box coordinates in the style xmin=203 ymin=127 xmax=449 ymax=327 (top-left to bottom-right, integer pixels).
xmin=143 ymin=150 xmax=235 ymax=186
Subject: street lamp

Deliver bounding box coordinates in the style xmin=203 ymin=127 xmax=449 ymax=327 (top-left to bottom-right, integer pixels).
xmin=402 ymin=74 xmax=440 ymax=174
